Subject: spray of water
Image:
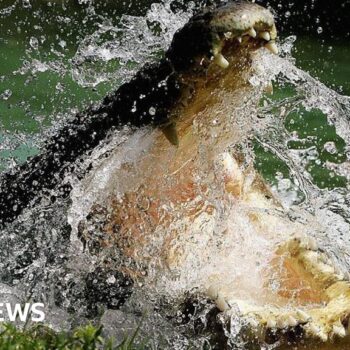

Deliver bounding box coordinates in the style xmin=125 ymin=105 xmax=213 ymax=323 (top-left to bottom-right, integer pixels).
xmin=1 ymin=1 xmax=350 ymax=349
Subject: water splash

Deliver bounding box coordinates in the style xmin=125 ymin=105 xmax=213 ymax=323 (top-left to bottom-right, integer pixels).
xmin=71 ymin=1 xmax=193 ymax=87
xmin=251 ymin=39 xmax=350 ymax=277
xmin=64 ymin=38 xmax=350 ymax=347
xmin=0 ymin=0 xmax=194 ymax=168
xmin=1 ymin=2 xmax=350 ymax=350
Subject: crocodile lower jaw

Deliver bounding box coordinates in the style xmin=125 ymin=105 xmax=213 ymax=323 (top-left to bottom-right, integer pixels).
xmin=207 ymin=234 xmax=350 ymax=345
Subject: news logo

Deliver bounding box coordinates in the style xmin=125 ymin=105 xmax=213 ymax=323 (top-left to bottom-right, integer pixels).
xmin=0 ymin=303 xmax=45 ymax=322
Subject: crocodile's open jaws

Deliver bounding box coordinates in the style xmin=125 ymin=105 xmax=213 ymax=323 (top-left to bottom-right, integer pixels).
xmin=70 ymin=2 xmax=350 ymax=348
xmin=1 ymin=1 xmax=349 ymax=349
xmin=67 ymin=6 xmax=350 ymax=350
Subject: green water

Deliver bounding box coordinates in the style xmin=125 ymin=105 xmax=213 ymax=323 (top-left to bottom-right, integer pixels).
xmin=254 ymin=38 xmax=350 ymax=191
xmin=0 ymin=1 xmax=349 ymax=190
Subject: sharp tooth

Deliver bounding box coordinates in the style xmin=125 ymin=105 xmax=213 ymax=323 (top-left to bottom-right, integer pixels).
xmin=308 ymin=323 xmax=321 ymax=336
xmin=161 ymin=122 xmax=179 ymax=146
xmin=308 ymin=324 xmax=328 ymax=342
xmin=247 ymin=27 xmax=257 ymax=38
xmin=287 ymin=315 xmax=298 ymax=327
xmin=237 ymin=36 xmax=242 ymax=43
xmin=266 ymin=318 xmax=277 ymax=328
xmin=259 ymin=31 xmax=271 ymax=41
xmin=214 ymin=53 xmax=229 ymax=69
xmin=207 ymin=284 xmax=219 ymax=300
xmin=296 ymin=309 xmax=311 ymax=323
xmin=270 ymin=24 xmax=277 ymax=40
xmin=265 ymin=41 xmax=278 ymax=55
xmin=277 ymin=316 xmax=288 ymax=329
xmin=318 ymin=331 xmax=328 ymax=342
xmin=333 ymin=324 xmax=346 ymax=338
xmin=216 ymin=295 xmax=229 ymax=311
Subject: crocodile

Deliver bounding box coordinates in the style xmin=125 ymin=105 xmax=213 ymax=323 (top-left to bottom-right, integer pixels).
xmin=1 ymin=1 xmax=350 ymax=348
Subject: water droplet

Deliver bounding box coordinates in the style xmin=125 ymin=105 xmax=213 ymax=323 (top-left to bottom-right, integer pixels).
xmin=55 ymin=82 xmax=65 ymax=92
xmin=131 ymin=102 xmax=137 ymax=113
xmin=324 ymin=141 xmax=337 ymax=154
xmin=107 ymin=276 xmax=116 ymax=284
xmin=29 ymin=36 xmax=39 ymax=50
xmin=1 ymin=89 xmax=12 ymax=100
xmin=59 ymin=40 xmax=67 ymax=49
xmin=317 ymin=27 xmax=323 ymax=34
xmin=149 ymin=107 xmax=156 ymax=115
xmin=22 ymin=0 xmax=31 ymax=8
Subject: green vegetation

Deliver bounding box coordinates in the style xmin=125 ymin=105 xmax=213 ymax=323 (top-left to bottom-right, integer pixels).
xmin=0 ymin=323 xmax=146 ymax=350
